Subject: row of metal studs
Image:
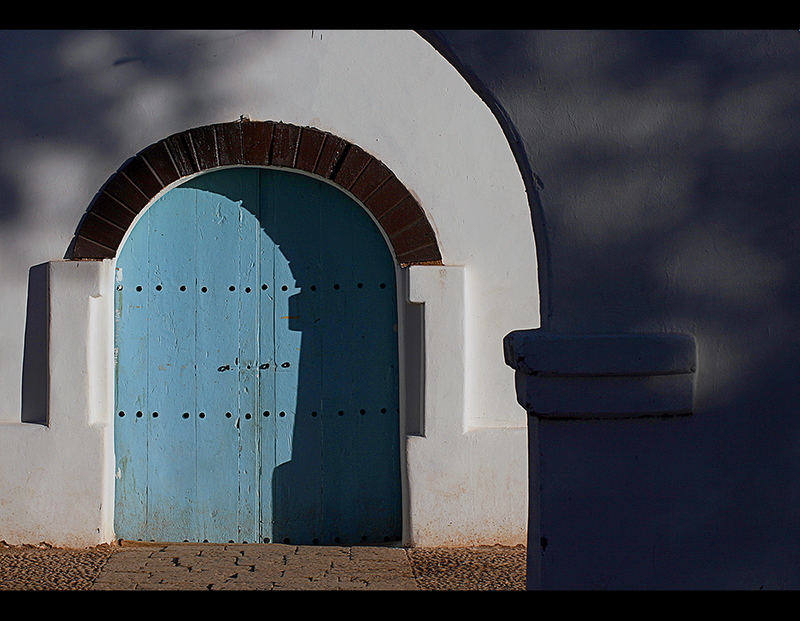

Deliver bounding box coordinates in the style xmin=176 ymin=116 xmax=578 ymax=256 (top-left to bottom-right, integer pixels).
xmin=132 ymin=535 xmax=400 ymax=544
xmin=117 ymin=282 xmax=389 ymax=292
xmin=118 ymin=408 xmax=393 ymax=418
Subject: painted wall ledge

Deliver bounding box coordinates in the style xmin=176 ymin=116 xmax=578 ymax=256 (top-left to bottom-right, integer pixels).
xmin=503 ymin=330 xmax=696 ymax=419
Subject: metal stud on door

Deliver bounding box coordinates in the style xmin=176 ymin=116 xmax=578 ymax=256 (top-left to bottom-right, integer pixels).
xmin=114 ymin=167 xmax=401 ymax=545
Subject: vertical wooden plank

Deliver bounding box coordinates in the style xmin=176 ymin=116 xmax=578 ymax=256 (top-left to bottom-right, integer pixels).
xmin=268 ymin=168 xmax=301 ymax=543
xmin=145 ymin=187 xmax=198 ymax=541
xmin=257 ymin=170 xmax=277 ymax=543
xmin=348 ymin=207 xmax=401 ymax=543
xmin=269 ymin=170 xmax=323 ymax=544
xmin=317 ymin=183 xmax=359 ymax=544
xmin=193 ymin=170 xmax=243 ymax=543
xmin=236 ymin=169 xmax=261 ymax=543
xmin=341 ymin=197 xmax=372 ymax=544
xmin=114 ymin=207 xmax=150 ymax=541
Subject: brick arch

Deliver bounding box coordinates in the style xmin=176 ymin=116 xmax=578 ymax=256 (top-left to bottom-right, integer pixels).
xmin=68 ymin=120 xmax=442 ymax=267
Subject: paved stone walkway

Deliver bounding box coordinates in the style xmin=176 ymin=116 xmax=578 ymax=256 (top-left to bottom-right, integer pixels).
xmin=91 ymin=542 xmax=418 ymax=590
xmin=0 ymin=541 xmax=526 ymax=590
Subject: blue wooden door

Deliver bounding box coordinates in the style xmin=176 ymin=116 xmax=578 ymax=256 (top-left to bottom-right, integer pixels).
xmin=114 ymin=168 xmax=401 ymax=545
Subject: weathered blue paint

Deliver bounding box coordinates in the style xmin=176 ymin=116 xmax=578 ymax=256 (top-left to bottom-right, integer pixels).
xmin=115 ymin=167 xmax=401 ymax=544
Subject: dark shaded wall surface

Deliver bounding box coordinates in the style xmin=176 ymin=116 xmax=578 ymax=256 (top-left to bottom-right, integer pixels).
xmin=431 ymin=30 xmax=800 ymax=588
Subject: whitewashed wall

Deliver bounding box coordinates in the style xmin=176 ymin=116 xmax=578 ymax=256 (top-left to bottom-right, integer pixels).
xmin=0 ymin=30 xmax=538 ymax=546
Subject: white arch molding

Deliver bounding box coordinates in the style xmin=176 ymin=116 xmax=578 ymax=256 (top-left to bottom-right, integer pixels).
xmin=0 ymin=30 xmax=539 ymax=547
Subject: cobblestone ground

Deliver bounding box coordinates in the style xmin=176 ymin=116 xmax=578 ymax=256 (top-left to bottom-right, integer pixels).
xmin=0 ymin=543 xmax=116 ymax=590
xmin=407 ymin=545 xmax=527 ymax=590
xmin=0 ymin=541 xmax=526 ymax=591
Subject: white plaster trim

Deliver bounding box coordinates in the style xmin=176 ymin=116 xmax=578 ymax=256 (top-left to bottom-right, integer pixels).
xmin=403 ymin=265 xmax=528 ymax=546
xmin=0 ymin=260 xmax=115 ymax=546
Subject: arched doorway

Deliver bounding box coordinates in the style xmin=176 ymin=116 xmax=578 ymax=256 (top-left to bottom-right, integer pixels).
xmin=0 ymin=30 xmax=537 ymax=550
xmin=114 ymin=166 xmax=401 ymax=545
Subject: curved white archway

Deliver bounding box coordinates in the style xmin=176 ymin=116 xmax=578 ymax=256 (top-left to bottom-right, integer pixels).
xmin=0 ymin=30 xmax=539 ymax=547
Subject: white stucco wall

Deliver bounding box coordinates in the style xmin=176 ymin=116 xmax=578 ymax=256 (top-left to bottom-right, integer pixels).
xmin=0 ymin=260 xmax=116 ymax=547
xmin=0 ymin=30 xmax=538 ymax=546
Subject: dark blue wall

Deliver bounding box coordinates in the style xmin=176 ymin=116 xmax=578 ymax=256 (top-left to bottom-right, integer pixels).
xmin=432 ymin=30 xmax=800 ymax=589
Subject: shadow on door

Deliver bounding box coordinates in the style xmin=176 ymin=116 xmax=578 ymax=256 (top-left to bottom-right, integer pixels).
xmin=183 ymin=167 xmax=402 ymax=545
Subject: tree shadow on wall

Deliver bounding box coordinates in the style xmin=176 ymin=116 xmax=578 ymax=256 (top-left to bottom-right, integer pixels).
xmin=432 ymin=29 xmax=800 ymax=587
